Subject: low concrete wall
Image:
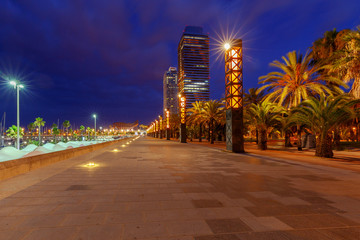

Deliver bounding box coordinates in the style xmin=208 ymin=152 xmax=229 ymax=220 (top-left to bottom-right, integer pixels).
xmin=0 ymin=138 xmax=128 ymax=181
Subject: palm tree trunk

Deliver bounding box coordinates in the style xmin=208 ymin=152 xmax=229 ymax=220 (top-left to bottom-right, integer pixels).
xmin=258 ymin=129 xmax=267 ymax=150
xmin=210 ymin=120 xmax=214 ymax=144
xmin=297 ymin=124 xmax=302 ymax=151
xmin=316 ymin=133 xmax=333 ymax=158
xmin=334 ymin=128 xmax=341 ymax=151
xmin=285 ymin=131 xmax=292 ymax=147
xmin=255 ymin=130 xmax=259 ymax=144
xmin=199 ymin=123 xmax=202 ymax=142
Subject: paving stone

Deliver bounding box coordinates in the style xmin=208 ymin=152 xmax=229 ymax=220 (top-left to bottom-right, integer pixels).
xmin=166 ymin=220 xmax=213 ymax=236
xmin=75 ymin=224 xmax=124 ymax=240
xmin=22 ymin=226 xmax=78 ymax=240
xmin=123 ymin=222 xmax=169 ymax=240
xmin=205 ymin=218 xmax=252 ymax=234
xmin=195 ymin=234 xmax=241 ymax=240
xmin=61 ymin=213 xmax=106 ymax=226
xmin=240 ymin=216 xmax=293 ymax=232
xmin=192 ymin=199 xmax=224 ymax=208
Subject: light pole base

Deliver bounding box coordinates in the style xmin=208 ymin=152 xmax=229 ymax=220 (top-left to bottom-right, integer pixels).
xmin=226 ymin=109 xmax=244 ymax=153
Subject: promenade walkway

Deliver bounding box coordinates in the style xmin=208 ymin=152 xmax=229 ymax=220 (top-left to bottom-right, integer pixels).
xmin=0 ymin=137 xmax=360 ymax=239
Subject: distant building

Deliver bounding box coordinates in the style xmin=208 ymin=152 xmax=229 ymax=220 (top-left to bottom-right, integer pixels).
xmin=178 ymin=26 xmax=210 ymax=109
xmin=111 ymin=120 xmax=138 ymax=131
xmin=163 ymin=67 xmax=178 ymax=116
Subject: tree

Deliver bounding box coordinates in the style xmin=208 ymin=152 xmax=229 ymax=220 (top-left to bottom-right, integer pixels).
xmin=34 ymin=117 xmax=46 ymax=146
xmin=27 ymin=122 xmax=35 ymax=137
xmin=62 ymin=120 xmax=71 ymax=139
xmin=248 ymin=100 xmax=283 ymax=150
xmin=333 ymin=26 xmax=360 ymax=99
xmin=292 ymin=94 xmax=359 ymax=158
xmin=6 ymin=125 xmax=24 ymax=148
xmin=80 ymin=125 xmax=85 ymax=139
xmin=86 ymin=127 xmax=92 ymax=140
xmin=244 ymin=87 xmax=265 ymax=106
xmin=244 ymin=88 xmax=266 ymax=144
xmin=259 ymin=50 xmax=345 ymax=150
xmin=188 ymin=101 xmax=206 ymax=142
xmin=201 ymin=100 xmax=224 ymax=144
xmin=52 ymin=127 xmax=60 ymax=143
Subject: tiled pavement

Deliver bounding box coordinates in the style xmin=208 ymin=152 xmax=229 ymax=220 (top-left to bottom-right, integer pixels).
xmin=1 ymin=137 xmax=360 ymax=239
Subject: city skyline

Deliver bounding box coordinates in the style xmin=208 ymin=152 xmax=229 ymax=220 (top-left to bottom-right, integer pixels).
xmin=1 ymin=0 xmax=360 ymax=127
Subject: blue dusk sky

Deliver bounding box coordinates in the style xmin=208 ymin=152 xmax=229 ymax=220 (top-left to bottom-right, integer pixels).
xmin=1 ymin=0 xmax=359 ymax=128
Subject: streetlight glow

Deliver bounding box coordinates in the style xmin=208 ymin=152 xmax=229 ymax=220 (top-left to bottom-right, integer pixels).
xmin=9 ymin=80 xmax=24 ymax=149
xmin=224 ymin=43 xmax=231 ymax=50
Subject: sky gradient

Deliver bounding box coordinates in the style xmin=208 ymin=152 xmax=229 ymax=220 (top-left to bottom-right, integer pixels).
xmin=1 ymin=0 xmax=360 ymax=129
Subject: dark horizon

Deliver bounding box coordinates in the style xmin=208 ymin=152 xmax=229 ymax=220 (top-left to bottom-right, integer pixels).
xmin=1 ymin=0 xmax=360 ymax=129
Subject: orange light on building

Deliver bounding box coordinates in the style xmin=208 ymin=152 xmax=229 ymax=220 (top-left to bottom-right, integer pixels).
xmin=179 ymin=95 xmax=186 ymax=124
xmin=225 ymin=40 xmax=243 ymax=109
xmin=165 ymin=109 xmax=170 ymax=129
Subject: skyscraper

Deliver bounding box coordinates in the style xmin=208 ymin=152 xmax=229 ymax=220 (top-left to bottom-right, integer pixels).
xmin=163 ymin=67 xmax=178 ymax=115
xmin=178 ymin=26 xmax=210 ymax=108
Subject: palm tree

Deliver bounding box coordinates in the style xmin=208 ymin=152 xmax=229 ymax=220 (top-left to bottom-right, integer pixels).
xmin=248 ymin=100 xmax=283 ymax=150
xmin=259 ymin=50 xmax=345 ymax=150
xmin=6 ymin=125 xmax=24 ymax=148
xmin=34 ymin=117 xmax=46 ymax=146
xmin=292 ymin=94 xmax=359 ymax=158
xmin=62 ymin=120 xmax=70 ymax=139
xmin=244 ymin=87 xmax=265 ymax=106
xmin=188 ymin=101 xmax=206 ymax=142
xmin=80 ymin=125 xmax=85 ymax=139
xmin=201 ymin=100 xmax=224 ymax=144
xmin=333 ymin=26 xmax=360 ymax=99
xmin=27 ymin=122 xmax=35 ymax=140
xmin=52 ymin=127 xmax=60 ymax=143
xmin=244 ymin=88 xmax=266 ymax=144
xmin=86 ymin=127 xmax=91 ymax=140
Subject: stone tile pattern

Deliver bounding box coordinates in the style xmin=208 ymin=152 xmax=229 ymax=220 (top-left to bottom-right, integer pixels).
xmin=0 ymin=137 xmax=360 ymax=239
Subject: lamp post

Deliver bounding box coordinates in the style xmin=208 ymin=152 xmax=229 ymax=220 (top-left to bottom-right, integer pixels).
xmin=154 ymin=120 xmax=158 ymax=138
xmin=10 ymin=81 xmax=24 ymax=149
xmin=159 ymin=115 xmax=163 ymax=139
xmin=93 ymin=114 xmax=97 ymax=140
xmin=224 ymin=40 xmax=244 ymax=153
xmin=179 ymin=94 xmax=186 ymax=143
xmin=165 ymin=109 xmax=170 ymax=140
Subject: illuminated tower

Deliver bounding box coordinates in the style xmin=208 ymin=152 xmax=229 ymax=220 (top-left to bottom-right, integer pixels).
xmin=178 ymin=26 xmax=210 ymax=108
xmin=163 ymin=67 xmax=178 ymax=115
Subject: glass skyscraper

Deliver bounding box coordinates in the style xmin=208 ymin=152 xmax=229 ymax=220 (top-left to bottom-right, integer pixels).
xmin=178 ymin=26 xmax=210 ymax=109
xmin=163 ymin=67 xmax=178 ymax=116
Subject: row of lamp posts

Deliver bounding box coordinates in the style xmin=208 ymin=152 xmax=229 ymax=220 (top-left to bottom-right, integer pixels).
xmin=147 ymin=39 xmax=244 ymax=153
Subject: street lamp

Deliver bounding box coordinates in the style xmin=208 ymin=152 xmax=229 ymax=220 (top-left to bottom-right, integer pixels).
xmin=159 ymin=115 xmax=163 ymax=139
xmin=93 ymin=114 xmax=97 ymax=140
xmin=224 ymin=40 xmax=244 ymax=153
xmin=10 ymin=80 xmax=24 ymax=149
xmin=179 ymin=94 xmax=186 ymax=143
xmin=165 ymin=109 xmax=170 ymax=140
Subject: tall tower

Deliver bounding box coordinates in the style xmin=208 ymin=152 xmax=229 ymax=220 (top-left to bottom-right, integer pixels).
xmin=163 ymin=67 xmax=178 ymax=115
xmin=178 ymin=26 xmax=210 ymax=108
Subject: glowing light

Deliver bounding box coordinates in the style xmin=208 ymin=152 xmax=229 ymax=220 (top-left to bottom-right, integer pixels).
xmin=224 ymin=43 xmax=231 ymax=50
xmin=179 ymin=95 xmax=186 ymax=124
